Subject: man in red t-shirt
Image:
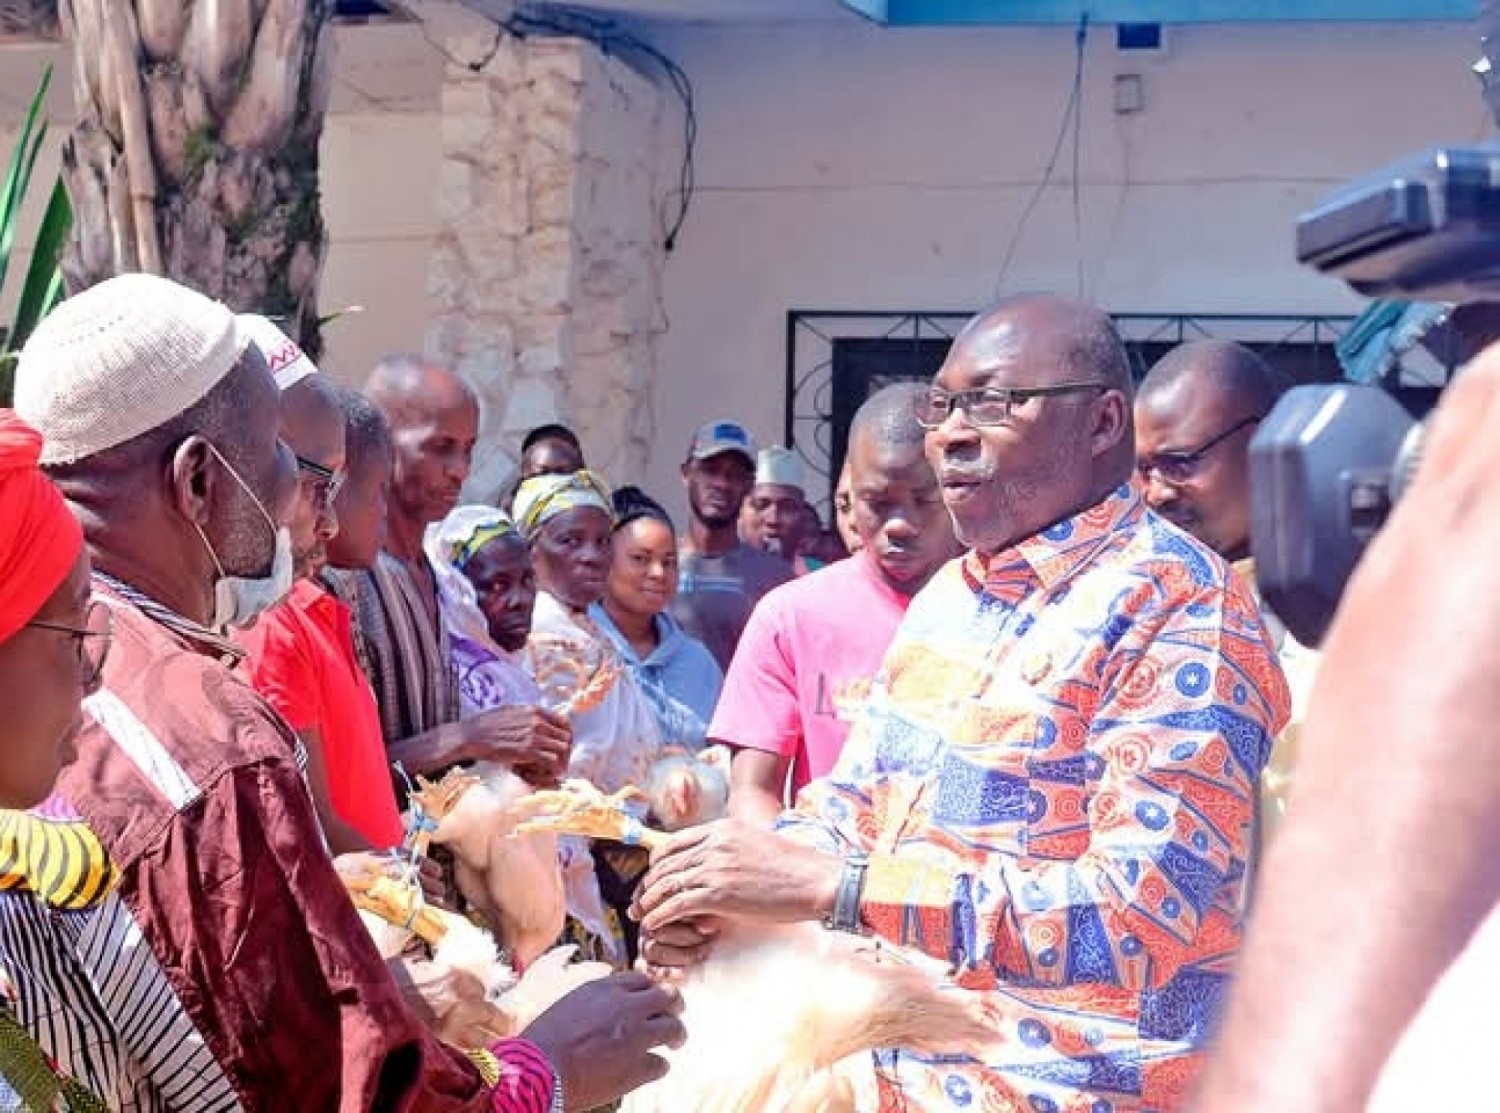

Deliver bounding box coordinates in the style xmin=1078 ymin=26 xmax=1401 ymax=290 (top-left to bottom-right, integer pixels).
xmin=237 ymin=327 xmax=406 ymax=852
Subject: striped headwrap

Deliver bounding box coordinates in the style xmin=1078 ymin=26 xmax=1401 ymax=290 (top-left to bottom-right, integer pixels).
xmin=512 ymin=469 xmax=614 ymax=542
xmin=430 ymin=506 xmax=520 ymax=572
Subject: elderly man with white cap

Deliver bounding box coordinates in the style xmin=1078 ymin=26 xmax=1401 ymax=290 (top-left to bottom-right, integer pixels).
xmin=3 ymin=274 xmax=684 ymax=1112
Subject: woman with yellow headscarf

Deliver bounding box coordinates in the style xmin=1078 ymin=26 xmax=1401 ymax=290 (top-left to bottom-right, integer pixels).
xmin=512 ymin=471 xmax=666 ymax=794
xmin=513 ymin=471 xmax=668 ymax=965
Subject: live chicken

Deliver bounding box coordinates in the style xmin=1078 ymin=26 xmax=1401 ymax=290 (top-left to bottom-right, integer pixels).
xmin=415 ymin=763 xmax=568 ymax=970
xmin=621 ymin=921 xmax=1000 ymax=1113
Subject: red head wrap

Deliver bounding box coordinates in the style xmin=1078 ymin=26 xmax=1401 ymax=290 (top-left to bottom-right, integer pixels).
xmin=0 ymin=409 xmax=84 ymax=645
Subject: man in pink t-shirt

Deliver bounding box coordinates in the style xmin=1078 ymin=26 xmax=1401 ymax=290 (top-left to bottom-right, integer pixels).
xmin=711 ymin=383 xmax=961 ymax=824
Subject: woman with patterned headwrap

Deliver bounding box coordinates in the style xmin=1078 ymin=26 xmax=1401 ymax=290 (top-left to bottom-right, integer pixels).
xmin=512 ymin=472 xmax=665 ymax=794
xmin=426 ymin=504 xmax=620 ymax=963
xmin=425 ymin=506 xmax=545 ymax=716
xmin=513 ymin=471 xmax=668 ymax=964
xmin=0 ymin=411 xmax=112 ymax=1111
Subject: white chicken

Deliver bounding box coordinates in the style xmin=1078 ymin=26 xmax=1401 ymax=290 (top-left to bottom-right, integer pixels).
xmin=622 ymin=921 xmax=999 ymax=1113
xmin=413 ymin=763 xmax=569 ymax=971
xmin=503 ymin=783 xmax=1001 ymax=1113
xmin=644 ymin=745 xmax=732 ymax=832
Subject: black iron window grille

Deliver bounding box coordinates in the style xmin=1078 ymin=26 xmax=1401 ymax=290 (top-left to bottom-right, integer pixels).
xmin=786 ymin=309 xmax=1354 ymax=513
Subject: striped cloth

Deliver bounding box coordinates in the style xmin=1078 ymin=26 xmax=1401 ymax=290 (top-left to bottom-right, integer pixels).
xmin=325 ymin=554 xmax=460 ymax=757
xmin=779 ymin=482 xmax=1291 ymax=1113
xmin=0 ymin=577 xmax=247 ymax=1109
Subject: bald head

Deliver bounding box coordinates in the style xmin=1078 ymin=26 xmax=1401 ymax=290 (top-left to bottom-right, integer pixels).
xmin=364 ymin=355 xmax=479 ymax=544
xmin=280 ymin=374 xmax=345 ymax=464
xmin=1134 ymin=341 xmax=1287 ymax=561
xmin=927 ymin=294 xmax=1134 ymax=557
xmin=1138 ymin=340 xmax=1286 ymax=416
xmin=364 ymin=354 xmax=478 ymax=429
xmin=955 ymin=294 xmax=1134 ymax=398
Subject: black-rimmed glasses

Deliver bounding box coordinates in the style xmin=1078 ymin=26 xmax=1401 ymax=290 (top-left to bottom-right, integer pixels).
xmin=296 ymin=455 xmax=346 ymax=515
xmin=914 ymin=382 xmax=1108 ymax=430
xmin=1137 ymin=416 xmax=1264 ymax=486
xmin=28 ymin=598 xmax=113 ymax=689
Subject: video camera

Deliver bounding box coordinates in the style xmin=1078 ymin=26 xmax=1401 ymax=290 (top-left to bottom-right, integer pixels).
xmin=1248 ymin=143 xmax=1500 ymax=646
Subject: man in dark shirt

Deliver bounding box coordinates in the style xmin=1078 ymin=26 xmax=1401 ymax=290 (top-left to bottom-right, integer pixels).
xmin=671 ymin=420 xmax=792 ymax=671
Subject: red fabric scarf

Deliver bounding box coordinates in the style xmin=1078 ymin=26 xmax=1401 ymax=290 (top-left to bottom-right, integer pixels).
xmin=0 ymin=409 xmax=82 ymax=644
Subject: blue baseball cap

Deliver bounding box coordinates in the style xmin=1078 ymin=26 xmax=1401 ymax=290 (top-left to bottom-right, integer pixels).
xmin=685 ymin=419 xmax=756 ymax=466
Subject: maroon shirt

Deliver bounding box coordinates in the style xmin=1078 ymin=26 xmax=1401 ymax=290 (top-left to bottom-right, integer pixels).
xmin=59 ymin=586 xmax=499 ymax=1111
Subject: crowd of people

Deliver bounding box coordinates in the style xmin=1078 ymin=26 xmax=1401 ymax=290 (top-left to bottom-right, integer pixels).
xmin=0 ymin=269 xmax=1472 ymax=1112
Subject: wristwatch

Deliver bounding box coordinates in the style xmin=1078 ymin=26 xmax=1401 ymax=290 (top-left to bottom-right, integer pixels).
xmin=548 ymin=1074 xmax=565 ymax=1113
xmin=824 ymin=852 xmax=869 ymax=934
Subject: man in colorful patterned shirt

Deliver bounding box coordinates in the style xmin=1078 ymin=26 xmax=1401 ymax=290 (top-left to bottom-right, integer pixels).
xmin=634 ymin=294 xmax=1290 ymax=1113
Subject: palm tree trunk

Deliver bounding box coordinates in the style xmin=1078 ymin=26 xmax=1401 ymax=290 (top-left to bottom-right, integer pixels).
xmin=58 ymin=0 xmax=336 ymax=357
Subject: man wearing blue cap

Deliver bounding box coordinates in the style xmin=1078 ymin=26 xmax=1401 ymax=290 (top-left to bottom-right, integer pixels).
xmin=673 ymin=420 xmax=792 ymax=671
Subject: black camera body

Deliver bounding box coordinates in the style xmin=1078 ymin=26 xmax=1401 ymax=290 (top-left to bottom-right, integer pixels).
xmin=1249 ymin=145 xmax=1500 ymax=646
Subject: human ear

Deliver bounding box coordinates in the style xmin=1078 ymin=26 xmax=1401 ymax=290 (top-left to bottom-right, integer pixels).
xmin=169 ymin=435 xmax=218 ymax=528
xmin=1090 ymin=390 xmax=1129 ymax=456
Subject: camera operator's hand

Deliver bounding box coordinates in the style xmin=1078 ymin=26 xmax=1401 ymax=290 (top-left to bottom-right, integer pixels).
xmin=1197 ymin=342 xmax=1500 ymax=1113
xmin=521 ymin=972 xmax=686 ymax=1109
xmin=461 ymin=705 xmax=572 ymax=787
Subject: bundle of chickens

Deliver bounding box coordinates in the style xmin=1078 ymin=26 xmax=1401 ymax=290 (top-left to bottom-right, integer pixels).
xmin=505 ymin=780 xmax=1004 ymax=1113
xmin=344 ymin=748 xmax=733 ymax=1051
xmin=342 ymin=767 xmax=606 ymax=1050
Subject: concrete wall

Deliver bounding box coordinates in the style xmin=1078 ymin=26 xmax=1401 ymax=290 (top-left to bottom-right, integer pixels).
xmin=640 ymin=19 xmax=1485 ymax=510
xmin=426 ymin=32 xmax=667 ymax=501
xmin=0 ymin=16 xmax=1483 ymax=514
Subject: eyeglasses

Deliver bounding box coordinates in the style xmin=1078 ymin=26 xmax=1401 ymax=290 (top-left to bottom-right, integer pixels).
xmin=914 ymin=382 xmax=1108 ymax=430
xmin=28 ymin=598 xmax=114 ymax=690
xmin=1136 ymin=416 xmax=1264 ymax=486
xmin=296 ymin=455 xmax=346 ymax=515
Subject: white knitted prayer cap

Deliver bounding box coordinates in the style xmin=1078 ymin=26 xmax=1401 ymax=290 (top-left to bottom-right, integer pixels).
xmin=236 ymin=313 xmax=317 ymax=392
xmin=14 ymin=273 xmax=247 ymax=466
xmin=755 ymin=445 xmax=804 ymax=491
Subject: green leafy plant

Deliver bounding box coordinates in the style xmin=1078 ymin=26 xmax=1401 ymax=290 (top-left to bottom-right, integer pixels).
xmin=0 ymin=65 xmax=72 ymax=406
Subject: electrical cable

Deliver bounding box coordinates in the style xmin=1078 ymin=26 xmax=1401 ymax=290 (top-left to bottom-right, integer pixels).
xmin=505 ymin=4 xmax=698 ymax=253
xmin=992 ymin=12 xmax=1089 ymax=300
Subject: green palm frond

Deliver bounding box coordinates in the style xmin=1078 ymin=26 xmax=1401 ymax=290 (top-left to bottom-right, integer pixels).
xmin=0 ymin=65 xmax=72 ymax=407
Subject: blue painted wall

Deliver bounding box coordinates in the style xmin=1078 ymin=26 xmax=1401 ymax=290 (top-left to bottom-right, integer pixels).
xmin=849 ymin=0 xmax=1475 ymax=22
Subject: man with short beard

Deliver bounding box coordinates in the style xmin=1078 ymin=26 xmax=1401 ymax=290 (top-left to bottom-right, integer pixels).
xmin=671 ymin=420 xmax=791 ymax=671
xmin=4 ymin=276 xmax=686 ymax=1112
xmin=740 ymin=446 xmax=806 ymax=560
xmin=635 ymin=295 xmax=1289 ymax=1113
